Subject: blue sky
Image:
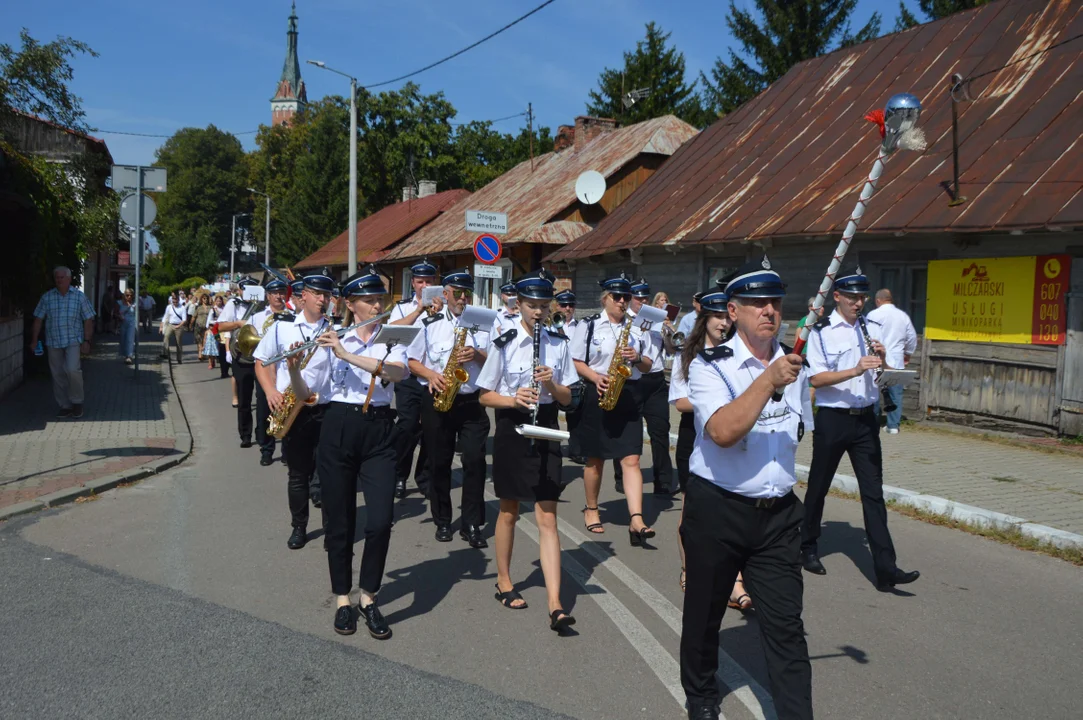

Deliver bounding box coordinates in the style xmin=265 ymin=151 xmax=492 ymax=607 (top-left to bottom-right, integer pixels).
xmin=3 ymin=0 xmax=901 ymax=166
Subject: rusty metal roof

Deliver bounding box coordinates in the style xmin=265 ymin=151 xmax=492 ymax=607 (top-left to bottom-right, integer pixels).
xmin=381 ymin=115 xmax=698 ymax=261
xmin=549 ymin=0 xmax=1083 ymax=262
xmin=294 ymin=188 xmax=470 ymax=269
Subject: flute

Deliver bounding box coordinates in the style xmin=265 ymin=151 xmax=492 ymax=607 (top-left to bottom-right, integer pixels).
xmin=259 ymin=310 xmax=391 ymax=366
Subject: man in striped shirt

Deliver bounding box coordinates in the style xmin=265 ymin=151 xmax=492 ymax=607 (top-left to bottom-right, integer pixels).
xmin=29 ymin=266 xmax=96 ymax=418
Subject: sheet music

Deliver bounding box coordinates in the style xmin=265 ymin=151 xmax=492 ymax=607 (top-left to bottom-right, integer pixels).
xmin=878 ymin=369 xmax=918 ymax=388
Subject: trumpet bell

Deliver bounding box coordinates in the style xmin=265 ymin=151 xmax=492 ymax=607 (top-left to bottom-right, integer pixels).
xmin=232 ymin=324 xmax=262 ymax=360
xmin=549 ymin=311 xmax=565 ymax=330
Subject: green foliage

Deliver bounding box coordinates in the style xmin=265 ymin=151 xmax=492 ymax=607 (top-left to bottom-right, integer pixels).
xmin=895 ymin=2 xmax=921 ymax=31
xmin=0 ymin=28 xmax=97 ymax=137
xmin=153 ymin=125 xmax=248 ymax=268
xmin=586 ymin=22 xmax=707 ymax=127
xmin=142 ymin=273 xmax=210 ymax=309
xmin=919 ymin=0 xmax=990 ymax=20
xmin=700 ymin=1 xmax=880 ymax=116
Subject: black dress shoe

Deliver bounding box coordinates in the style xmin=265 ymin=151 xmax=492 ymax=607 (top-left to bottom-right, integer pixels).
xmin=687 ymin=702 xmax=720 ymax=720
xmin=239 ymin=439 xmax=253 ymax=448
xmin=877 ymin=568 xmax=920 ymax=590
xmin=260 ymin=452 xmax=274 ymax=466
xmin=459 ymin=524 xmax=488 ymax=549
xmin=358 ymin=602 xmax=392 ymax=639
xmin=802 ymin=550 xmax=827 ymax=575
xmin=434 ymin=524 xmax=453 ymax=542
xmin=615 ymin=480 xmax=625 ymax=494
xmin=287 ymin=526 xmax=308 ymax=549
xmin=393 ymin=478 xmax=406 ymax=499
xmin=310 ymin=492 xmax=322 ymax=509
xmin=653 ymin=485 xmax=677 ymax=496
xmin=333 ymin=605 xmax=356 ymax=635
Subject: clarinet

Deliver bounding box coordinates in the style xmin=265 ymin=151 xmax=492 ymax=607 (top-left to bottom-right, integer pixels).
xmin=857 ymin=316 xmax=897 ymax=414
xmin=528 ymin=320 xmax=542 ymax=450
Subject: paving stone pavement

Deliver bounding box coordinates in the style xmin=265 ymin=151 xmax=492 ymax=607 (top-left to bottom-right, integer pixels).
xmin=0 ymin=330 xmax=188 ymax=509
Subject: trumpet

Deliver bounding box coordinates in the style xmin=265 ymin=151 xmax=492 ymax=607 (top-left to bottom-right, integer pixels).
xmin=549 ymin=311 xmax=565 ymax=330
xmin=260 ymin=311 xmax=391 ymax=366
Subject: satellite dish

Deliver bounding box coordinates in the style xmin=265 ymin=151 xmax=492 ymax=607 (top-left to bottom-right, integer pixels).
xmin=575 ymin=170 xmax=606 ymax=205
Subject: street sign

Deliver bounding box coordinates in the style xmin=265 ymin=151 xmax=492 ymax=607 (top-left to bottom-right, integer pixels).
xmin=473 ymin=234 xmax=502 ymax=265
xmin=120 ymin=192 xmax=157 ymax=227
xmin=465 ymin=209 xmax=508 ymax=235
xmin=111 ymin=165 xmax=168 ymax=192
xmin=473 ymin=263 xmax=503 ymax=279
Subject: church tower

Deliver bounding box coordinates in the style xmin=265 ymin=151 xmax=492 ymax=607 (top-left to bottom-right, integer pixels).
xmin=271 ymin=2 xmax=307 ymax=126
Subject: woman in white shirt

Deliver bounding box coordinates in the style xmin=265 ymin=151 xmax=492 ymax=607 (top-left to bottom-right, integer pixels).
xmin=478 ymin=271 xmax=578 ymax=632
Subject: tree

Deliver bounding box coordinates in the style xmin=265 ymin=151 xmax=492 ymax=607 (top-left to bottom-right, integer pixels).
xmin=586 ymin=22 xmax=706 ymax=127
xmin=450 ymin=121 xmax=554 ymax=191
xmin=896 ymin=0 xmax=990 ymax=30
xmin=701 ymin=1 xmax=881 ymax=116
xmin=153 ymin=126 xmax=248 ymax=273
xmin=0 ymin=28 xmax=97 ymax=137
xmin=895 ymin=2 xmax=921 ymax=31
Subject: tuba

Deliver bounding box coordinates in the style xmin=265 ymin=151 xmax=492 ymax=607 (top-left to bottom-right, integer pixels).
xmin=598 ymin=316 xmax=634 ymax=411
xmin=432 ymin=326 xmax=470 ymax=412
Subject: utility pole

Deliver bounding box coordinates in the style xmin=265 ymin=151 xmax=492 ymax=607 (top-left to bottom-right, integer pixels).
xmin=348 ymin=75 xmax=358 ymax=275
xmin=528 ymin=102 xmax=534 ymax=172
xmin=133 ymin=167 xmax=143 ymax=373
xmin=263 ymin=195 xmax=271 ymax=265
xmin=230 ymin=214 xmax=237 ymax=281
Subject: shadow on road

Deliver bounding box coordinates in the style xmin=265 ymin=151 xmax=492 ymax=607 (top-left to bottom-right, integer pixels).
xmin=380 ymin=547 xmax=494 ymax=625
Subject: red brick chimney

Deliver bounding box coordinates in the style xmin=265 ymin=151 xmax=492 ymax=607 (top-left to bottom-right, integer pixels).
xmin=554 ymin=125 xmax=575 ymax=152
xmin=573 ymin=116 xmax=618 ymax=152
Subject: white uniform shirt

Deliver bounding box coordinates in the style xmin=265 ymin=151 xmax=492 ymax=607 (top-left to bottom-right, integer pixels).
xmin=326 ymin=326 xmax=409 ymax=406
xmin=247 ymin=307 xmax=289 ymax=340
xmin=865 ymin=302 xmax=917 ymax=369
xmin=253 ymin=315 xmax=334 ymax=402
xmin=390 ymin=297 xmax=425 ymax=326
xmin=688 ymin=335 xmax=814 ymax=499
xmin=476 ymin=322 xmax=578 ymax=404
xmin=669 ymin=359 xmax=689 ymax=403
xmin=217 ymin=297 xmax=254 ymax=364
xmin=569 ymin=314 xmax=649 ymax=381
xmin=807 ymin=309 xmax=881 ymax=408
xmin=493 ymin=308 xmax=520 ymax=335
xmin=161 ymin=303 xmax=187 ymax=326
xmin=641 ymin=328 xmax=665 ymax=374
xmin=406 ymin=309 xmax=489 ymax=394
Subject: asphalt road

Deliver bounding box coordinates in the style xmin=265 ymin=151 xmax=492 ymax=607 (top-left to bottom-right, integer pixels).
xmin=2 ymin=360 xmax=1081 ymax=719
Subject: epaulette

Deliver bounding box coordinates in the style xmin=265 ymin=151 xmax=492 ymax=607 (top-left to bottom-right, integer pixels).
xmin=584 ymin=313 xmax=601 ymax=323
xmin=812 ymin=317 xmax=830 ymax=331
xmin=274 ymin=312 xmax=296 ymax=323
xmin=863 ymin=316 xmax=882 ymax=327
xmin=699 ymin=346 xmax=733 ymax=361
xmin=492 ymin=328 xmax=517 ymax=348
xmin=396 ymin=298 xmax=412 ymax=304
xmin=422 ymin=313 xmax=444 ymax=327
xmin=548 ymin=329 xmax=569 ymax=341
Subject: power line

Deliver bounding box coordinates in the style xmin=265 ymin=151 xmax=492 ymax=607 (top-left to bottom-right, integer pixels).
xmin=90 ymin=128 xmax=259 ymax=138
xmin=450 ymin=111 xmax=527 ymax=126
xmin=360 ymin=0 xmax=557 ymax=89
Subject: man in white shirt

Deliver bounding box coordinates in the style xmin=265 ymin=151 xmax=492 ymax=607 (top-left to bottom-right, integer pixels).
xmin=159 ymin=292 xmax=188 ymax=363
xmin=139 ymin=291 xmax=156 ymax=331
xmin=493 ymin=282 xmax=520 ymax=334
xmin=866 ymin=288 xmax=917 ymax=434
xmin=803 ymin=269 xmax=919 ymax=590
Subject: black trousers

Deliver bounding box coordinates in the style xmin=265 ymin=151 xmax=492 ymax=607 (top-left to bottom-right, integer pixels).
xmin=317 ymin=402 xmax=398 ymax=596
xmin=675 ymin=411 xmax=695 ymax=494
xmin=802 ymin=407 xmax=897 ymax=577
xmin=681 ymin=477 xmax=812 ymax=718
xmin=283 ymin=404 xmax=324 ymax=529
xmin=639 ymin=372 xmax=673 ymax=489
xmin=421 ymin=390 xmax=490 ymax=527
xmin=233 ymin=361 xmax=257 ymax=443
xmin=217 ymin=339 xmax=231 ymax=378
xmin=393 ymin=376 xmax=431 ymax=490
xmin=254 ymin=384 xmax=274 ymax=455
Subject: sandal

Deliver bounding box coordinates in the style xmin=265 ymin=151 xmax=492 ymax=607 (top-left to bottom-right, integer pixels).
xmin=728 ymin=593 xmax=753 ymax=611
xmin=582 ymin=506 xmax=604 ymax=534
xmin=549 ymin=608 xmax=576 ymax=632
xmin=680 ymin=567 xmax=686 ymax=593
xmin=628 ymin=513 xmax=656 ymax=547
xmin=494 ymin=584 xmax=528 ymax=610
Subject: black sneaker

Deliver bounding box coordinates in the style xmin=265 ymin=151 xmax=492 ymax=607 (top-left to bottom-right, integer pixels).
xmin=56 ymin=407 xmax=73 ymax=418
xmin=71 ymin=404 xmax=84 ymax=419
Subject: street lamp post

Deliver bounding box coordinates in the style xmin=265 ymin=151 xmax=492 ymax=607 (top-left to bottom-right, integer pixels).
xmin=230 ymin=213 xmax=251 ymax=281
xmin=248 ymin=188 xmax=272 ymax=266
xmin=307 ymin=59 xmax=358 ymax=275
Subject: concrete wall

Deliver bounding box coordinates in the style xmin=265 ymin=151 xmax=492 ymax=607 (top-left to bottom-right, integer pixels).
xmin=0 ymin=316 xmax=25 ymax=399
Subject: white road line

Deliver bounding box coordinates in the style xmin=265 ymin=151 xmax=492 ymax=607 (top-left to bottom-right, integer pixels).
xmin=557 ymin=518 xmax=775 ymax=720
xmin=485 ymin=495 xmax=687 ymax=710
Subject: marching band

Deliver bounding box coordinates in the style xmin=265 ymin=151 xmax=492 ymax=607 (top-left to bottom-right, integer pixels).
xmin=205 ymin=254 xmax=918 ymax=720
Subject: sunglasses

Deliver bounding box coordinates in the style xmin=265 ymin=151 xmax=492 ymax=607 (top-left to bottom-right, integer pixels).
xmin=451 ymin=290 xmax=472 ymax=299
xmin=558 ymin=303 xmax=575 ymax=308
xmin=610 ymin=293 xmax=631 ymax=302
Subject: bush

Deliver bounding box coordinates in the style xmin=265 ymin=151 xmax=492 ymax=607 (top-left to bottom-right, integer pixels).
xmin=142 ymin=276 xmax=210 ymax=309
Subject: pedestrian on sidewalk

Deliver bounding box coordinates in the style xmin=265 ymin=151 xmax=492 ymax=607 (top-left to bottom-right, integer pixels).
xmin=866 ymin=288 xmax=917 ymax=435
xmin=117 ymin=289 xmax=137 ymax=364
xmin=194 ymin=294 xmax=211 ymax=361
xmin=801 ymin=269 xmax=919 ymax=591
xmin=139 ymin=291 xmax=156 ymax=332
xmin=204 ymin=296 xmax=222 ymax=369
xmin=184 ymin=289 xmax=199 ymax=333
xmin=28 ymin=266 xmax=96 ymax=419
xmin=160 ymin=292 xmax=187 ymax=363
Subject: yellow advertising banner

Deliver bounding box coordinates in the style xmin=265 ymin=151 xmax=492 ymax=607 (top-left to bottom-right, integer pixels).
xmin=925 ymin=255 xmax=1070 ymax=345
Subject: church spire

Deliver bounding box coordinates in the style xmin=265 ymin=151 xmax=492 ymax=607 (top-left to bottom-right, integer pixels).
xmin=271 ymin=2 xmax=307 ymax=126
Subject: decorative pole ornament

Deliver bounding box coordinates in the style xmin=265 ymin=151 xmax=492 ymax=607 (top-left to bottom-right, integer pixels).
xmin=789 ymin=93 xmax=926 ymax=356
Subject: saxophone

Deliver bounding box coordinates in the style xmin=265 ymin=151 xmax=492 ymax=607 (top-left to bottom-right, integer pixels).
xmin=598 ymin=316 xmax=634 ymax=411
xmin=432 ymin=326 xmax=470 ymax=412
xmin=268 ymin=344 xmax=321 ymax=439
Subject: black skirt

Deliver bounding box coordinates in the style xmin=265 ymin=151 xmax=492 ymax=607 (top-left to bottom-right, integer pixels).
xmin=570 ymin=381 xmax=642 ymax=460
xmin=493 ymin=403 xmax=564 ymax=502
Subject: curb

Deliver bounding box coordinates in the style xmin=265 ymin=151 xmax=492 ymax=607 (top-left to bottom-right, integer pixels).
xmin=648 ymin=427 xmax=1083 ymax=551
xmin=0 ymin=353 xmax=193 ymax=523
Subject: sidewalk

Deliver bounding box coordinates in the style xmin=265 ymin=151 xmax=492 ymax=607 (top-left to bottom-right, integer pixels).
xmin=0 ymin=330 xmax=190 ymax=515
